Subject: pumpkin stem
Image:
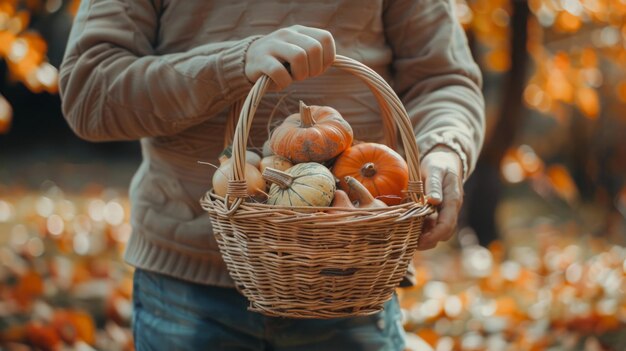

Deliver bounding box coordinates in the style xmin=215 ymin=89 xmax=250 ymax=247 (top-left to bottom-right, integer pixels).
xmin=299 ymin=100 xmax=316 ymax=128
xmin=345 ymin=176 xmax=377 ymax=208
xmin=218 ymin=145 xmax=233 ymax=165
xmin=263 ymin=167 xmax=294 ymax=189
xmin=361 ymin=162 xmax=377 ymax=177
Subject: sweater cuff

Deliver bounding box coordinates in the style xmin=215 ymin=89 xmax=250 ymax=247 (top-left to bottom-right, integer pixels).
xmin=419 ymin=132 xmax=471 ymax=181
xmin=218 ymin=35 xmax=263 ymax=100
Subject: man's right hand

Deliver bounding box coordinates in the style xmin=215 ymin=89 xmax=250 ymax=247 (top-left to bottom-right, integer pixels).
xmin=244 ymin=25 xmax=336 ymax=91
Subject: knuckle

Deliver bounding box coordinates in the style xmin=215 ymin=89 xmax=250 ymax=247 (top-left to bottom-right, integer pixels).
xmin=307 ymin=41 xmax=323 ymax=56
xmin=319 ymin=29 xmax=334 ymax=43
xmin=275 ymin=28 xmax=293 ymax=38
xmin=266 ymin=62 xmax=284 ymax=77
xmin=294 ymin=47 xmax=308 ymax=61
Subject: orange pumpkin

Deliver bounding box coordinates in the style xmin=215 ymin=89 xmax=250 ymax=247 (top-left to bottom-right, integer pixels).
xmin=269 ymin=100 xmax=353 ymax=163
xmin=332 ymin=142 xmax=408 ymax=205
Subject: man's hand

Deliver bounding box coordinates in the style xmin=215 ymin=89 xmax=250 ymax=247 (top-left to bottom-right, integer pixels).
xmin=418 ymin=145 xmax=464 ymax=250
xmin=245 ymin=25 xmax=336 ymax=91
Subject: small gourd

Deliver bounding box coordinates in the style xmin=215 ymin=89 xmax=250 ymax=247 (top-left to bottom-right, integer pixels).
xmin=269 ymin=101 xmax=353 ymax=163
xmin=263 ymin=162 xmax=336 ymax=207
xmin=220 ymin=145 xmax=262 ymax=168
xmin=259 ymin=155 xmax=293 ymax=174
xmin=327 ymin=189 xmax=355 ymax=214
xmin=212 ymin=156 xmax=266 ymax=201
xmin=344 ymin=176 xmax=387 ymax=208
xmin=331 ymin=189 xmax=354 ymax=208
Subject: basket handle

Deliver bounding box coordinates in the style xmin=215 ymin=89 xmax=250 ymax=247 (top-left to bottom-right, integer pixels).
xmin=226 ymin=55 xmax=425 ymax=212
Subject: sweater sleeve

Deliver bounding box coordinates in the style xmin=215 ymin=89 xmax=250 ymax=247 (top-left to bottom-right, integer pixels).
xmin=383 ymin=0 xmax=485 ymax=179
xmin=59 ymin=0 xmax=259 ymax=142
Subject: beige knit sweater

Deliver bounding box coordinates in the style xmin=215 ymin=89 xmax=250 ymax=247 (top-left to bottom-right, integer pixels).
xmin=59 ymin=0 xmax=485 ymax=287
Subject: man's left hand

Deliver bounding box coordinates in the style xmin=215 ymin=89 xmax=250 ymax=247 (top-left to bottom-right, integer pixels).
xmin=418 ymin=145 xmax=464 ymax=250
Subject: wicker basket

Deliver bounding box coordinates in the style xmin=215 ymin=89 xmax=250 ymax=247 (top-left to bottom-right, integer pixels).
xmin=201 ymin=55 xmax=433 ymax=319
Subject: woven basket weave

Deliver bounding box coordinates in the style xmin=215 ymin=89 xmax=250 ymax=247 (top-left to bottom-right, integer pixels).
xmin=201 ymin=55 xmax=433 ymax=319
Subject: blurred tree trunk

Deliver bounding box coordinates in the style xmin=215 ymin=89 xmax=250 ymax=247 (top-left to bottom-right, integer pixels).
xmin=481 ymin=0 xmax=530 ymax=164
xmin=460 ymin=0 xmax=530 ymax=246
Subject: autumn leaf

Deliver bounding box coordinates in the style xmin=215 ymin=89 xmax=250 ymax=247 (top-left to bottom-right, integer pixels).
xmin=546 ymin=164 xmax=579 ymax=204
xmin=575 ymin=87 xmax=600 ymax=119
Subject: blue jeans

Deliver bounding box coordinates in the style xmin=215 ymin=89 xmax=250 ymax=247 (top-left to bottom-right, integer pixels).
xmin=132 ymin=269 xmax=406 ymax=351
